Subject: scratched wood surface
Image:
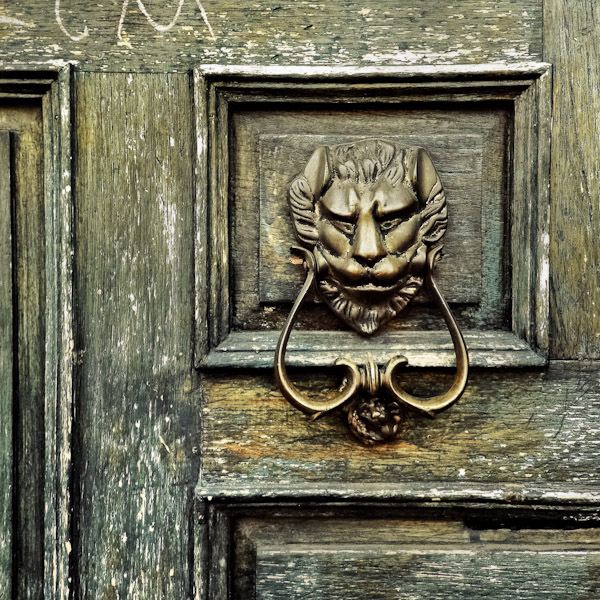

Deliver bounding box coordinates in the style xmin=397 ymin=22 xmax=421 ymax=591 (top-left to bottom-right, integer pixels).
xmin=256 ymin=545 xmax=600 ymax=599
xmin=0 ymin=106 xmax=46 ymax=600
xmin=200 ymin=362 xmax=600 ymax=491
xmin=1 ymin=1 xmax=542 ymax=71
xmin=545 ymin=0 xmax=600 ymax=358
xmin=2 ymin=0 xmax=600 ymax=598
xmin=74 ymin=72 xmax=200 ymax=600
xmin=0 ymin=131 xmax=13 ymax=600
xmin=223 ymin=507 xmax=600 ymax=598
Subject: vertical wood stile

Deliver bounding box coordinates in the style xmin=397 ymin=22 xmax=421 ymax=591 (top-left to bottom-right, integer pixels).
xmin=545 ymin=0 xmax=600 ymax=358
xmin=0 ymin=130 xmax=13 ymax=600
xmin=43 ymin=66 xmax=75 ymax=600
xmin=535 ymin=68 xmax=552 ymax=355
xmin=194 ymin=69 xmax=210 ymax=361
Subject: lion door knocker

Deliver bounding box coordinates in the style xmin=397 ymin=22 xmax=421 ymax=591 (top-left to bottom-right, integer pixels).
xmin=274 ymin=139 xmax=469 ymax=444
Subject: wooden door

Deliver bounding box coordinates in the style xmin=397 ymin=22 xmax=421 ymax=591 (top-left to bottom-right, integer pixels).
xmin=1 ymin=1 xmax=600 ymax=598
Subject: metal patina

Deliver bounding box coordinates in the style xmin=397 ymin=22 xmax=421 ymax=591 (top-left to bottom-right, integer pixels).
xmin=275 ymin=139 xmax=469 ymax=444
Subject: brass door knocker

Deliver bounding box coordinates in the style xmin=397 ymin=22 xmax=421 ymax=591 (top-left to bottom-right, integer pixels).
xmin=274 ymin=139 xmax=469 ymax=444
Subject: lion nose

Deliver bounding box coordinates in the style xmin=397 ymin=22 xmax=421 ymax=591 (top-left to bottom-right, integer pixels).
xmin=352 ymin=212 xmax=386 ymax=266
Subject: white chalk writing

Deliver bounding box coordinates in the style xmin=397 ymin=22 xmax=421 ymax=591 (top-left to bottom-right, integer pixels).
xmin=55 ymin=0 xmax=89 ymax=41
xmin=55 ymin=0 xmax=215 ymax=44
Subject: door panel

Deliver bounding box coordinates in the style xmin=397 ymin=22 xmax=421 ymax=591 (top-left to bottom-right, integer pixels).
xmin=256 ymin=545 xmax=600 ymax=600
xmin=0 ymin=1 xmax=599 ymax=599
xmin=0 ymin=105 xmax=46 ymax=599
xmin=219 ymin=506 xmax=600 ymax=599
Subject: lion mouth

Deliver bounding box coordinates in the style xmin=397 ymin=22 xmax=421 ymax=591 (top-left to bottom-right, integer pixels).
xmin=341 ymin=281 xmax=400 ymax=293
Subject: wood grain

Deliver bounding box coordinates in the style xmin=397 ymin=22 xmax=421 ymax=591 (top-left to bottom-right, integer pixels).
xmin=0 ymin=130 xmax=13 ymax=600
xmin=0 ymin=1 xmax=542 ymax=71
xmin=0 ymin=105 xmax=46 ymax=600
xmin=199 ymin=362 xmax=600 ymax=493
xmin=256 ymin=544 xmax=600 ymax=599
xmin=203 ymin=330 xmax=545 ymax=369
xmin=74 ymin=72 xmax=200 ymax=600
xmin=2 ymin=1 xmax=600 ymax=597
xmin=42 ymin=68 xmax=76 ymax=600
xmin=13 ymin=112 xmax=46 ymax=600
xmin=545 ymin=0 xmax=600 ymax=358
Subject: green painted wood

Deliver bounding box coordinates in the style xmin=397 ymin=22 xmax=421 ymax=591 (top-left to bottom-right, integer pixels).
xmin=0 ymin=73 xmax=74 ymax=600
xmin=74 ymin=71 xmax=200 ymax=600
xmin=2 ymin=2 xmax=600 ymax=597
xmin=197 ymin=64 xmax=551 ymax=369
xmin=0 ymin=130 xmax=13 ymax=600
xmin=203 ymin=330 xmax=545 ymax=369
xmin=199 ymin=361 xmax=600 ymax=493
xmin=11 ymin=108 xmax=46 ymax=600
xmin=42 ymin=67 xmax=75 ymax=600
xmin=0 ymin=103 xmax=47 ymax=600
xmin=511 ymin=65 xmax=551 ymax=355
xmin=545 ymin=0 xmax=600 ymax=358
xmin=256 ymin=544 xmax=600 ymax=599
xmin=220 ymin=504 xmax=600 ymax=598
xmin=0 ymin=1 xmax=542 ymax=71
xmin=194 ymin=69 xmax=210 ymax=360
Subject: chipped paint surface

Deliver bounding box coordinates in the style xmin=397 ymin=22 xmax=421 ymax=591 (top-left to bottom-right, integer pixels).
xmin=73 ymin=72 xmax=200 ymax=600
xmin=0 ymin=0 xmax=542 ymax=71
xmin=3 ymin=1 xmax=600 ymax=598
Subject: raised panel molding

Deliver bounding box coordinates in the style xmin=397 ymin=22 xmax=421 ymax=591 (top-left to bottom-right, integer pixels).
xmin=194 ymin=63 xmax=551 ymax=370
xmin=195 ymin=502 xmax=600 ymax=600
xmin=0 ymin=68 xmax=75 ymax=600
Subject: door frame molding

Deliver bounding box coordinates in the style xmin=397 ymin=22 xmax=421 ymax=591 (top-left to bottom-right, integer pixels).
xmin=0 ymin=66 xmax=75 ymax=600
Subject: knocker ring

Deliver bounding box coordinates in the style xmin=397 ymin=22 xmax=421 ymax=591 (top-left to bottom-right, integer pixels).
xmin=274 ymin=139 xmax=469 ymax=444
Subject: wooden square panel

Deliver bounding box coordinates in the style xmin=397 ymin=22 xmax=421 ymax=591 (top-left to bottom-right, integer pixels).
xmin=195 ymin=64 xmax=551 ymax=369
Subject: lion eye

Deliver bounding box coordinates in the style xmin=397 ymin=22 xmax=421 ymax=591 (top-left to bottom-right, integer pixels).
xmin=330 ymin=219 xmax=355 ymax=236
xmin=379 ymin=218 xmax=402 ymax=232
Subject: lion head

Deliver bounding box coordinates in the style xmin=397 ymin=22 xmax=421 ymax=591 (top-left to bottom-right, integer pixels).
xmin=288 ymin=139 xmax=448 ymax=334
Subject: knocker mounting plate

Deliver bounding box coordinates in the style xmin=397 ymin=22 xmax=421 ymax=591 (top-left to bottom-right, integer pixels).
xmin=274 ymin=139 xmax=469 ymax=444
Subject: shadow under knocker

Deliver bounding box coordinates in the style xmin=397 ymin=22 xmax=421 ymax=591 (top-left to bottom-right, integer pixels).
xmin=274 ymin=139 xmax=469 ymax=444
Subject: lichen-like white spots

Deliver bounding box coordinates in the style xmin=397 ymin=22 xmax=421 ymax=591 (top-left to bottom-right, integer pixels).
xmin=0 ymin=15 xmax=34 ymax=27
xmin=136 ymin=488 xmax=147 ymax=523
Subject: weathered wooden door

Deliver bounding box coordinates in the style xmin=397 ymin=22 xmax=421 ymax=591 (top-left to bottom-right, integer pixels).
xmin=1 ymin=1 xmax=600 ymax=598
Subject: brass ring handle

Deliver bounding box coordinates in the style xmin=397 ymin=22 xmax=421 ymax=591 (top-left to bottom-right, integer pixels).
xmin=381 ymin=245 xmax=469 ymax=417
xmin=274 ymin=246 xmax=362 ymax=418
xmin=274 ymin=245 xmax=468 ymax=425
